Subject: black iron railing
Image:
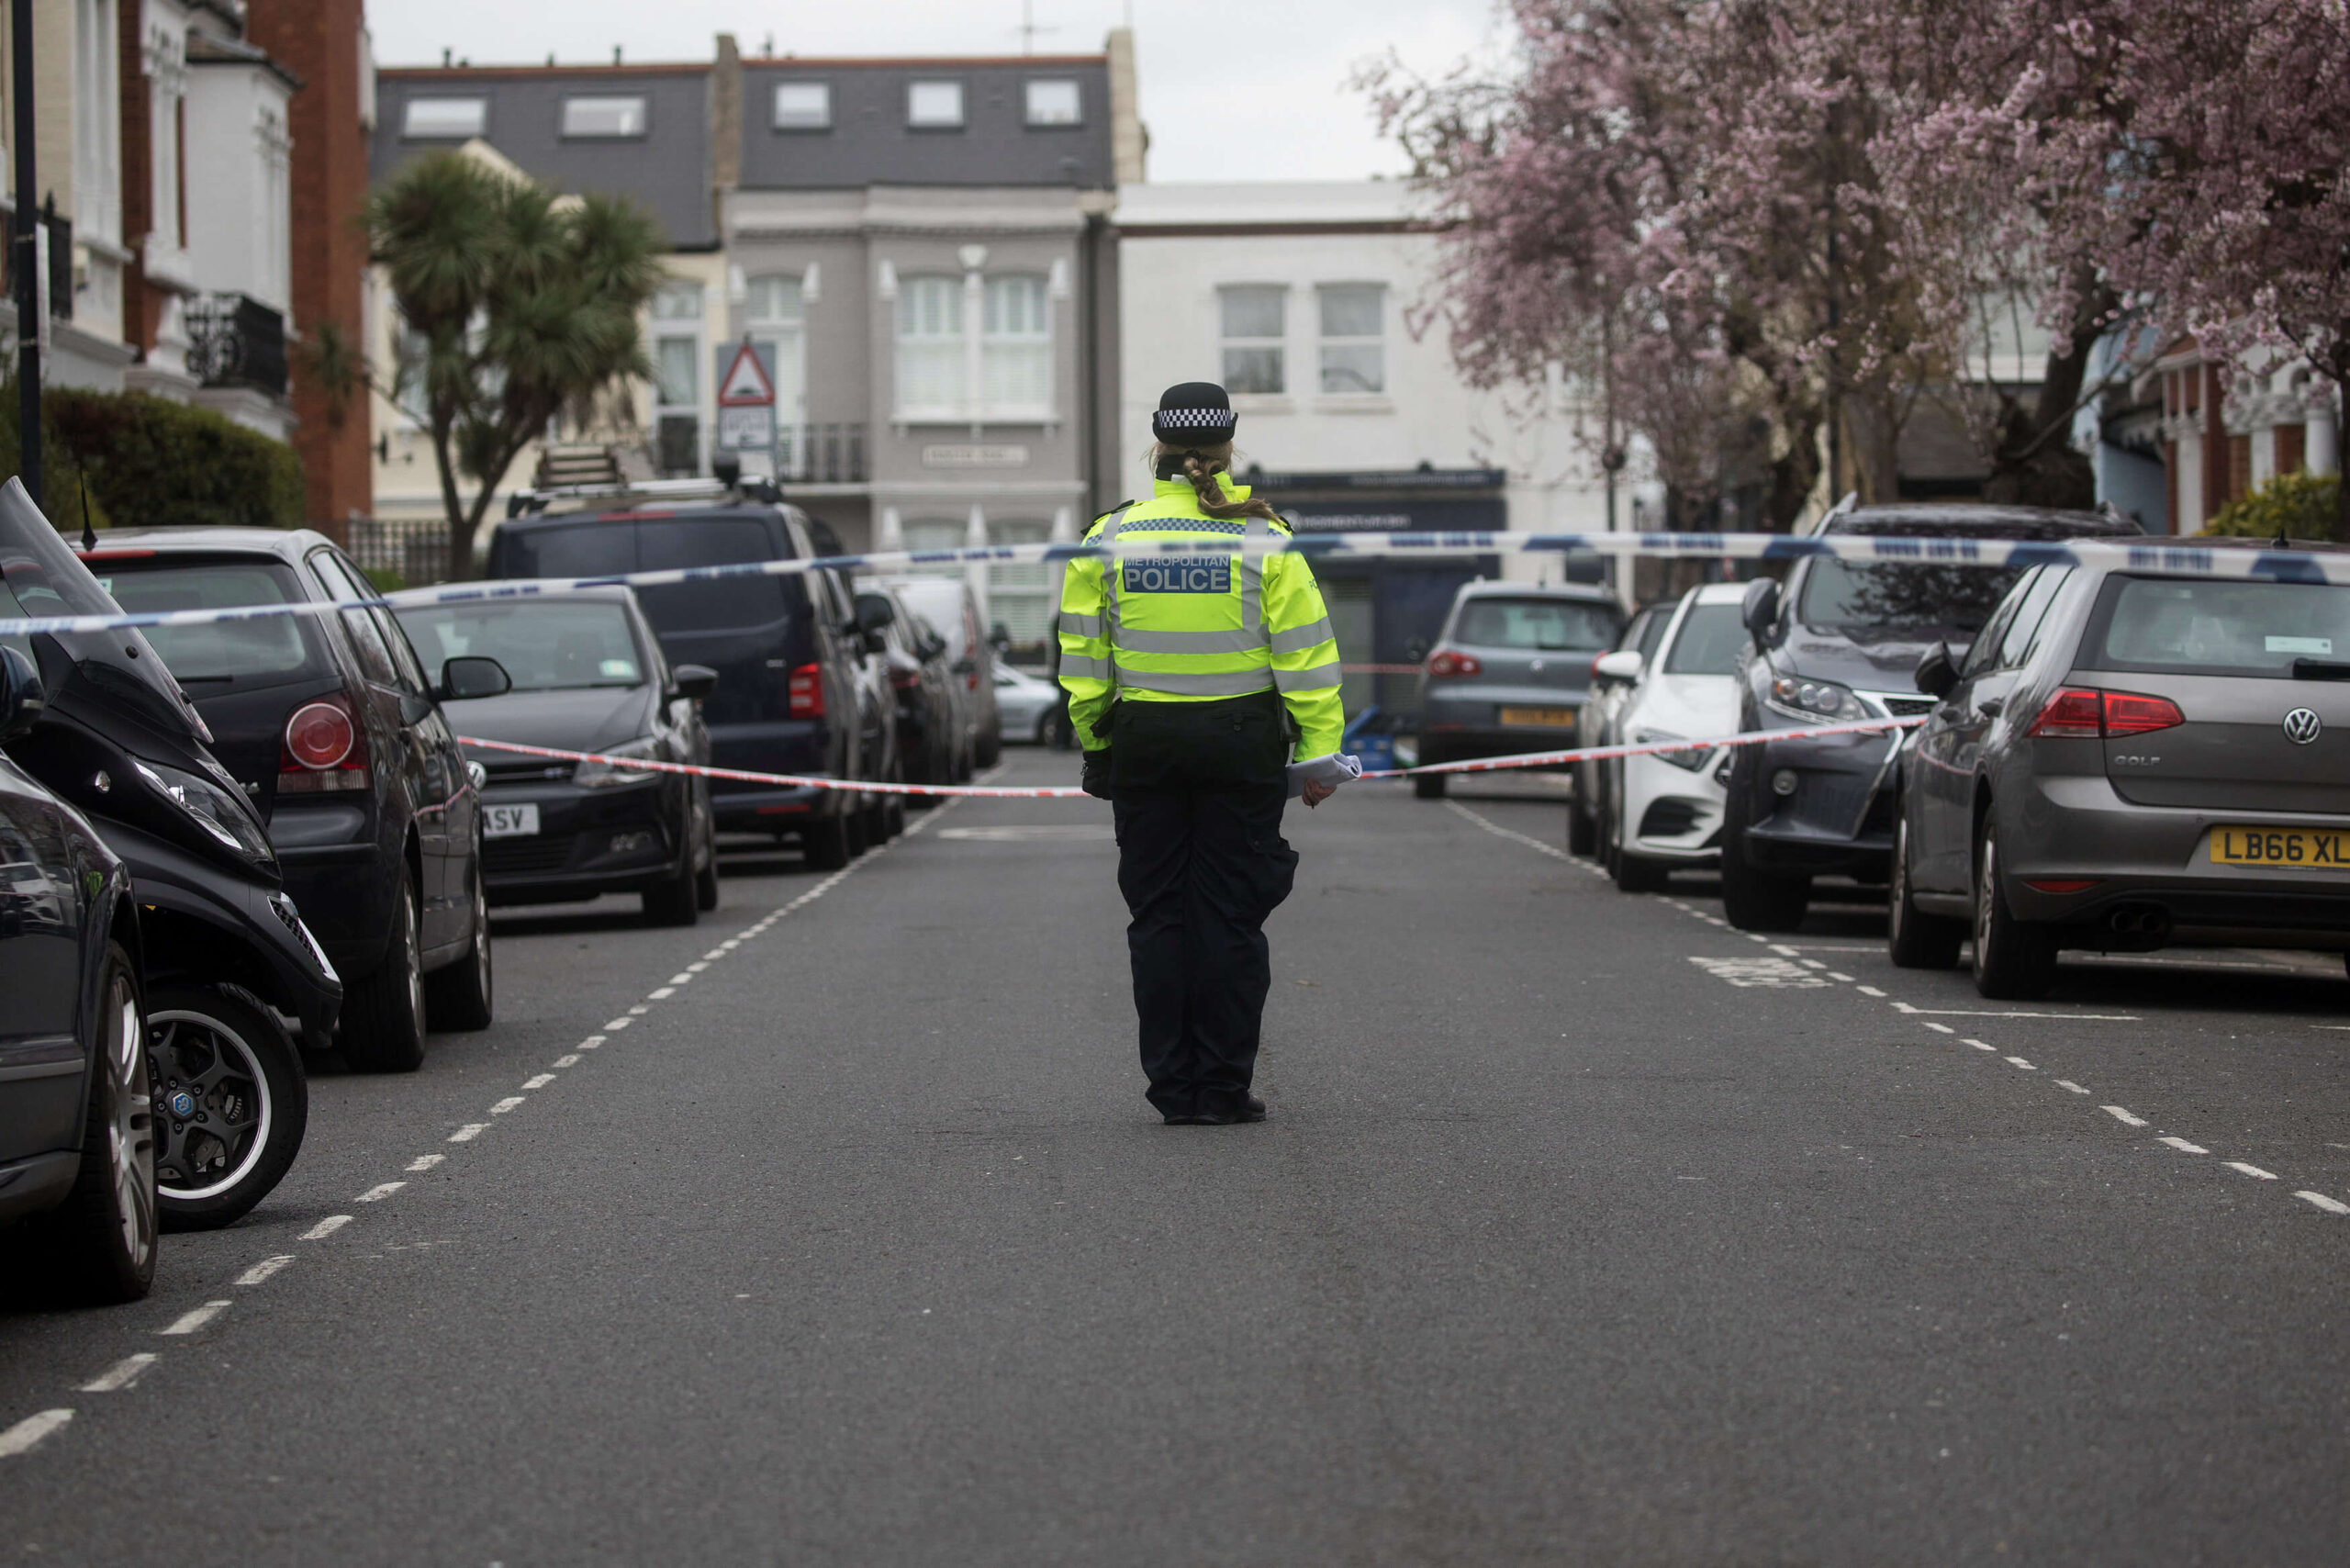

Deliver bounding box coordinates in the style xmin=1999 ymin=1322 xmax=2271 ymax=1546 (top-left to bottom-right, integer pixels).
xmin=185 ymin=293 xmax=288 ymax=396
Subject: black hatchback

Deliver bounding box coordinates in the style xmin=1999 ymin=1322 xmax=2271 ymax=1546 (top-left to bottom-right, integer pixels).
xmin=87 ymin=530 xmax=505 ymax=1070
xmin=486 ymin=501 xmax=879 ymax=869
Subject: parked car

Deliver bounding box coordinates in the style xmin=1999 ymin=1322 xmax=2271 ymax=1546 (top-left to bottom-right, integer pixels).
xmin=840 ymin=588 xmax=909 ymax=847
xmin=875 ymin=583 xmax=960 ymax=787
xmin=0 ymin=649 xmax=153 ymax=1301
xmin=1891 ymin=540 xmax=2350 ymax=997
xmin=1572 ymin=600 xmax=1674 ymax=855
xmin=84 ymin=526 xmax=497 ymax=1070
xmin=1597 ymin=584 xmax=1753 ymax=891
xmin=1413 ymin=582 xmax=1625 ymax=799
xmin=394 ymin=587 xmax=722 ymax=925
xmin=992 ymin=663 xmax=1063 ymax=745
xmin=1718 ymin=503 xmax=2143 ymax=932
xmin=487 ymin=496 xmax=882 ymax=869
xmin=879 ymin=577 xmax=1002 ymax=775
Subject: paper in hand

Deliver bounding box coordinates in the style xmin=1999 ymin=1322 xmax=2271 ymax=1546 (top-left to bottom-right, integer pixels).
xmin=1285 ymin=751 xmax=1363 ymax=800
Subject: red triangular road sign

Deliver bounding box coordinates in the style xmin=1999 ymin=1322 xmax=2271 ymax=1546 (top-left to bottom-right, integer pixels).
xmin=717 ymin=342 xmax=776 ymax=408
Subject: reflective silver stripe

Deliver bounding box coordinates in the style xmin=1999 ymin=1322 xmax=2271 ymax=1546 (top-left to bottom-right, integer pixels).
xmin=1267 ymin=616 xmax=1334 ymax=655
xmin=1114 ymin=664 xmax=1276 ymax=697
xmin=1115 ymin=626 xmax=1266 ymax=655
xmin=1241 ymin=517 xmax=1268 ymax=632
xmin=1272 ymin=660 xmax=1343 ymax=692
xmin=1060 ymin=612 xmax=1103 ymax=638
xmin=1058 ymin=654 xmax=1113 ymax=681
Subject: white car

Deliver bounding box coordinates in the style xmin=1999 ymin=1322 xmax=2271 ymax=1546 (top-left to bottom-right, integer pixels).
xmin=1600 ymin=582 xmax=1752 ymax=892
xmin=992 ymin=663 xmax=1064 ymax=745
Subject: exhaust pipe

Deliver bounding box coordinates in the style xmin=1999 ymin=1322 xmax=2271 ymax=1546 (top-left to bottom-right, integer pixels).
xmin=2106 ymin=902 xmax=2174 ymax=943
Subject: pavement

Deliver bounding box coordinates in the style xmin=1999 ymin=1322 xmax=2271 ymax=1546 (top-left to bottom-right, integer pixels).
xmin=3 ymin=748 xmax=2348 ymax=1565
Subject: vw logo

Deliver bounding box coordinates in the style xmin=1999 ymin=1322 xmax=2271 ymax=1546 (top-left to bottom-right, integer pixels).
xmin=2283 ymin=708 xmax=2323 ymax=745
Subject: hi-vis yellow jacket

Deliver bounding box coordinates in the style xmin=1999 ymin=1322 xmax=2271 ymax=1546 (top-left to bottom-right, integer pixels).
xmin=1057 ymin=473 xmax=1344 ymax=759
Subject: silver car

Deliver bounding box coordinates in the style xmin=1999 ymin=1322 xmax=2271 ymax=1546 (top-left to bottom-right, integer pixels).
xmin=1413 ymin=582 xmax=1624 ymax=800
xmin=1572 ymin=599 xmax=1674 ymax=855
xmin=1891 ymin=542 xmax=2350 ymax=997
xmin=992 ymin=663 xmax=1064 ymax=745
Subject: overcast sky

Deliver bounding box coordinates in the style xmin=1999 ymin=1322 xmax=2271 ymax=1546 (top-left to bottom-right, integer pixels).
xmin=369 ymin=0 xmax=1509 ymax=183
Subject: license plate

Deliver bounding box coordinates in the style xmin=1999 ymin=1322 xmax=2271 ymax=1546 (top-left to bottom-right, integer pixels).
xmin=1500 ymin=708 xmax=1578 ymax=727
xmin=484 ymin=803 xmax=541 ymax=840
xmin=2209 ymin=825 xmax=2350 ymax=868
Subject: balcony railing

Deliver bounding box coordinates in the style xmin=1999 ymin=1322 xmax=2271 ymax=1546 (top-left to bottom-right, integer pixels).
xmin=186 ymin=292 xmax=287 ymax=397
xmin=346 ymin=516 xmax=451 ymax=589
xmin=778 ymin=422 xmax=865 ymax=485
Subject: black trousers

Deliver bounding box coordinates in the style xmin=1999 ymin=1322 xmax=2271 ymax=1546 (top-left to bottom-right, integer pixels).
xmin=1109 ymin=692 xmax=1300 ymax=1118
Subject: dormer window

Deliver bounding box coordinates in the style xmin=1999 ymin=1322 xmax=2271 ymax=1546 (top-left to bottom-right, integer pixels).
xmin=562 ymin=95 xmax=647 ymax=139
xmin=1024 ymin=79 xmax=1080 ymax=127
xmin=772 ymin=81 xmax=831 ymax=130
xmin=402 ymin=97 xmax=487 ymax=140
xmin=907 ymin=80 xmax=965 ymax=129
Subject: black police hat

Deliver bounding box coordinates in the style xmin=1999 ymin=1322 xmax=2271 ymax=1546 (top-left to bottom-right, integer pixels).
xmin=1153 ymin=381 xmax=1237 ymax=444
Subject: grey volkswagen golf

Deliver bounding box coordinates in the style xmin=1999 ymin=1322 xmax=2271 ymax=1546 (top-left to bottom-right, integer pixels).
xmin=1888 ymin=540 xmax=2350 ymax=998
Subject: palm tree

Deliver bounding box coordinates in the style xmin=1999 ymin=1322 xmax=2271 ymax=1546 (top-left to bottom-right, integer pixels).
xmin=366 ymin=151 xmax=666 ymax=579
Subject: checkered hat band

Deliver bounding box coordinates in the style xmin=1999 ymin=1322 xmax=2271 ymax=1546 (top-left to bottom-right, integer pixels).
xmin=1154 ymin=407 xmax=1237 ymax=431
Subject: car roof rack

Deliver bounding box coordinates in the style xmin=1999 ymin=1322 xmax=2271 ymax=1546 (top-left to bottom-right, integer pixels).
xmin=504 ymin=475 xmax=785 ymax=520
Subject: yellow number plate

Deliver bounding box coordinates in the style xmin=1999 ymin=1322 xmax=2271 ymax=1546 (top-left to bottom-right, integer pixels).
xmin=1500 ymin=708 xmax=1578 ymax=728
xmin=2210 ymin=826 xmax=2350 ymax=869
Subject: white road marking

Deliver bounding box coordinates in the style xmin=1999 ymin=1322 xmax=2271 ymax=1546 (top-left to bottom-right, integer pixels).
xmin=489 ymin=1097 xmax=524 ymax=1114
xmin=646 ymin=988 xmax=676 ymax=1000
xmin=2006 ymin=1057 xmax=2036 ymax=1070
xmin=521 ymin=1073 xmax=555 ymax=1090
xmin=1828 ymin=972 xmax=1855 ymax=983
xmin=2227 ymin=1162 xmax=2280 ymax=1181
xmin=2056 ymin=1080 xmax=2091 ymax=1095
xmin=2102 ymin=1106 xmax=2149 ymax=1127
xmin=0 ymin=1409 xmax=73 ymax=1457
xmin=448 ymin=1124 xmax=488 ymax=1143
xmin=603 ymin=1018 xmax=632 ymax=1030
xmin=1891 ymin=1002 xmax=2140 ymax=1021
xmin=1921 ymin=1022 xmax=1954 ymax=1034
xmin=1687 ymin=955 xmax=1829 ymax=989
xmin=578 ymin=1036 xmax=605 ymax=1049
xmin=1856 ymin=985 xmax=1887 ymax=997
xmin=1965 ymin=1039 xmax=1998 ymax=1052
xmin=1799 ymin=959 xmax=1828 ymax=970
xmin=301 ymin=1215 xmax=352 ymax=1239
xmin=667 ymin=972 xmax=694 ymax=985
xmin=687 ymin=962 xmax=711 ymax=972
xmin=78 ymin=1353 xmax=159 ymax=1393
xmin=356 ymin=1182 xmax=406 ymax=1203
xmin=628 ymin=1004 xmax=650 ymax=1015
xmin=2158 ymin=1137 xmax=2210 ymax=1155
xmin=407 ymin=1154 xmax=445 ymax=1172
xmin=552 ymin=1054 xmax=579 ymax=1069
xmin=234 ymin=1255 xmax=295 ymax=1286
xmin=1770 ymin=945 xmax=1802 ymax=957
xmin=1444 ymin=801 xmax=1572 ymax=862
xmin=720 ymin=939 xmax=741 ymax=950
xmin=2296 ymin=1191 xmax=2350 ymax=1214
xmin=158 ymin=1300 xmax=231 ymax=1336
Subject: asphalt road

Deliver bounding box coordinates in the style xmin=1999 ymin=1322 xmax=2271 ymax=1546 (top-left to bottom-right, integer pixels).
xmin=4 ymin=750 xmax=2348 ymax=1565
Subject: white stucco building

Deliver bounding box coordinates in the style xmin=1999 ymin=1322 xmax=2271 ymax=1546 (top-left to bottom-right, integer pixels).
xmin=1117 ymin=181 xmax=1628 ymax=706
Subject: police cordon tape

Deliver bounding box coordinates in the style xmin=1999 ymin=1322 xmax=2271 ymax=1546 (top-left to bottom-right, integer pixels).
xmin=454 ymin=715 xmax=1926 ymax=801
xmin=6 ymin=527 xmax=2348 ymax=640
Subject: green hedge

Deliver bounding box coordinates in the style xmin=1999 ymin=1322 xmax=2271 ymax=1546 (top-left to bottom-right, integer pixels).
xmin=2201 ymin=470 xmax=2343 ymax=543
xmin=0 ymin=382 xmax=305 ymax=532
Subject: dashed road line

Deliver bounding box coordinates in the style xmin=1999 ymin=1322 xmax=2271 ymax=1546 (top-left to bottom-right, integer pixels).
xmin=234 ymin=1255 xmax=295 ymax=1286
xmin=77 ymin=1354 xmax=158 ymax=1394
xmin=2056 ymin=1080 xmax=2090 ymax=1095
xmin=158 ymin=1301 xmax=231 ymax=1337
xmin=448 ymin=1123 xmax=488 ymax=1143
xmin=521 ymin=1073 xmax=555 ymax=1090
xmin=300 ymin=1215 xmax=352 ymax=1240
xmin=408 ymin=1154 xmax=445 ymax=1171
xmin=0 ymin=1410 xmax=73 ymax=1457
xmin=2157 ymin=1136 xmax=2210 ymax=1154
xmin=2296 ymin=1191 xmax=2350 ymax=1214
xmin=2005 ymin=1057 xmax=2036 ymax=1070
xmin=356 ymin=1182 xmax=405 ymax=1203
xmin=489 ymin=1096 xmax=525 ymax=1114
xmin=2102 ymin=1106 xmax=2149 ymax=1127
xmin=2227 ymin=1162 xmax=2280 ymax=1181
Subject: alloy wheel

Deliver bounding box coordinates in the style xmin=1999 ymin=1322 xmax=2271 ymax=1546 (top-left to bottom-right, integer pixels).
xmin=150 ymin=1008 xmax=273 ymax=1202
xmin=106 ymin=973 xmax=157 ymax=1273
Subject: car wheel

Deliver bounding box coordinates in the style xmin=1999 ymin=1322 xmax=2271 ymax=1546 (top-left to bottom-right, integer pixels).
xmin=1720 ymin=776 xmax=1810 ymax=932
xmin=643 ymin=833 xmax=701 ymax=927
xmin=1887 ymin=815 xmax=1964 ymax=969
xmin=1412 ymin=755 xmax=1449 ymax=801
xmin=803 ymin=809 xmax=853 ymax=871
xmin=425 ymin=856 xmax=495 ymax=1031
xmin=38 ymin=945 xmax=156 ymax=1303
xmin=1568 ymin=795 xmax=1598 ymax=857
xmin=1973 ymin=817 xmax=2056 ymax=1000
xmin=149 ymin=984 xmax=308 ymax=1232
xmin=845 ymin=802 xmax=871 ymax=857
xmin=341 ymin=868 xmax=428 ymax=1072
xmin=696 ymin=853 xmax=722 ymax=913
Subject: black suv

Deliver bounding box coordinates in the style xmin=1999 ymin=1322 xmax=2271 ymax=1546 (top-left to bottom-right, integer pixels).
xmin=487 ymin=497 xmax=880 ymax=869
xmin=1719 ymin=503 xmax=2143 ymax=932
xmin=90 ymin=529 xmax=502 ymax=1070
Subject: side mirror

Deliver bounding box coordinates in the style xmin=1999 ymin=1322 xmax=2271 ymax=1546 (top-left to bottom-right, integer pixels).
xmin=438 ymin=655 xmax=511 ymax=702
xmin=668 ymin=663 xmax=719 ymax=702
xmin=0 ymin=645 xmax=45 ymax=743
xmin=1405 ymin=636 xmax=1429 ymax=661
xmin=853 ymin=592 xmax=896 ymax=635
xmin=1740 ymin=577 xmax=1780 ymax=642
xmin=1593 ymin=649 xmax=1645 ymax=684
xmin=1913 ymin=644 xmax=1959 ymax=701
xmin=859 ymin=631 xmax=888 ymax=657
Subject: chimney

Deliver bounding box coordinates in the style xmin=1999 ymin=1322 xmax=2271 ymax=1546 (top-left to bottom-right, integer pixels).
xmin=711 ymin=32 xmax=742 ymax=241
xmin=1107 ymin=28 xmax=1146 ymax=186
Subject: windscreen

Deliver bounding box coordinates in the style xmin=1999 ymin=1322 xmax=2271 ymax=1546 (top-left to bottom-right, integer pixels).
xmin=1662 ymin=604 xmax=1750 ymax=675
xmin=1796 ymin=559 xmax=2023 ymax=640
xmin=2089 ymin=577 xmax=2350 ymax=677
xmin=1453 ymin=597 xmax=1618 ymax=652
xmin=398 ymin=600 xmax=646 ymax=691
xmin=634 ymin=518 xmax=798 ymax=633
xmin=498 ymin=521 xmax=635 ymax=581
xmin=95 ymin=557 xmax=332 ymax=687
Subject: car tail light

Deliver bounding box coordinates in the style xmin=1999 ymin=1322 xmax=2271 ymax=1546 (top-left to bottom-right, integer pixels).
xmin=890 ymin=665 xmax=922 ymax=691
xmin=2025 ymin=879 xmax=2102 ymax=894
xmin=1426 ymin=649 xmax=1483 ymax=678
xmin=788 ymin=663 xmax=824 ymax=720
xmin=278 ymin=696 xmax=371 ymax=793
xmin=2026 ymin=687 xmax=2184 ymax=739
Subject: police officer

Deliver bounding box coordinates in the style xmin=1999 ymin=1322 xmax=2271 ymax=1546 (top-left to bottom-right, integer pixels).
xmin=1058 ymin=383 xmax=1346 ymax=1126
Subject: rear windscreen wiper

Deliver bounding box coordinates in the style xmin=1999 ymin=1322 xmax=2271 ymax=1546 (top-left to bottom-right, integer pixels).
xmin=2290 ymin=658 xmax=2350 ymax=681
